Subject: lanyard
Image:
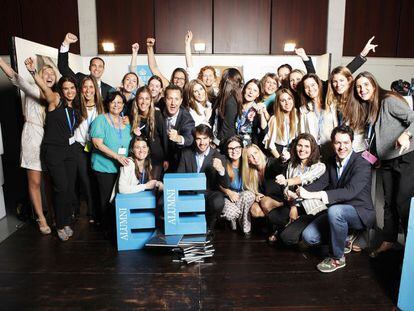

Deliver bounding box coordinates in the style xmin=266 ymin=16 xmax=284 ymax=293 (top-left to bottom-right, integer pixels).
xmin=314 ymin=105 xmax=324 ymax=144
xmin=87 ymin=108 xmax=96 ymax=128
xmin=366 ymin=123 xmax=375 ymax=147
xmin=107 ymin=113 xmax=122 ymax=141
xmin=284 ymin=117 xmax=291 ymax=146
xmin=140 ymin=169 xmax=145 ymax=184
xmin=65 ymin=108 xmax=75 ymax=135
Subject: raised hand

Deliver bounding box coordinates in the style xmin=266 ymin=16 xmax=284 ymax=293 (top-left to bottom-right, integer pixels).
xmin=360 ymin=36 xmax=378 ymax=57
xmin=212 ymin=158 xmax=224 ymax=174
xmin=64 ymin=33 xmax=78 ymax=45
xmin=131 ymin=43 xmax=139 ymax=54
xmin=24 ymin=57 xmax=36 ymax=73
xmin=294 ymin=48 xmax=309 ymax=61
xmin=185 ymin=30 xmax=193 ymax=44
xmin=146 ymin=38 xmax=155 ymax=48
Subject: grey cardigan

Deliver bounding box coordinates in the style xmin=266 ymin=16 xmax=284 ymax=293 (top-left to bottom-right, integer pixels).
xmin=374 ymin=95 xmax=414 ymax=160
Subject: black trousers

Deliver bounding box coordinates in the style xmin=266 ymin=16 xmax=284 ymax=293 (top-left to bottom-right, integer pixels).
xmin=94 ymin=171 xmax=118 ymax=230
xmin=43 ymin=144 xmax=76 ymax=229
xmin=74 ymin=143 xmax=99 ymax=219
xmin=267 ymin=205 xmax=318 ymax=245
xmin=380 ymin=150 xmax=414 ymax=242
xmin=205 ymin=190 xmax=225 ymax=230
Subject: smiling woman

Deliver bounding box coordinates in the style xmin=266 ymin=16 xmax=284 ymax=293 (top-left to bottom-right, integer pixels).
xmin=90 ymin=91 xmax=132 ymax=235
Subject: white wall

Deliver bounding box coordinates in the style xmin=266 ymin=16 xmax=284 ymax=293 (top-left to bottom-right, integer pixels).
xmin=342 ymin=56 xmax=414 ymax=89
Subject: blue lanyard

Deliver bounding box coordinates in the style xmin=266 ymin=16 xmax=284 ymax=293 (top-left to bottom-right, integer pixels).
xmin=107 ymin=113 xmax=122 ymax=141
xmin=314 ymin=106 xmax=324 ymax=143
xmin=87 ymin=108 xmax=96 ymax=128
xmin=140 ymin=170 xmax=145 ymax=184
xmin=65 ymin=108 xmax=75 ymax=135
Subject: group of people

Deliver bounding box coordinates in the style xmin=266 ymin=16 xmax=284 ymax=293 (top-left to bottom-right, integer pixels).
xmin=1 ymin=31 xmax=413 ymax=273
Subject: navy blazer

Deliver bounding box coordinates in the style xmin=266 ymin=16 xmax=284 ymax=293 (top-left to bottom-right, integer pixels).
xmin=58 ymin=51 xmax=114 ymax=100
xmin=305 ymin=151 xmax=375 ymax=228
xmin=159 ymin=107 xmax=195 ymax=171
xmin=177 ymin=147 xmax=224 ymax=191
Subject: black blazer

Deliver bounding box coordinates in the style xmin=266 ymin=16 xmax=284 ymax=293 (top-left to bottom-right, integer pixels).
xmin=305 ymin=151 xmax=375 ymax=228
xmin=177 ymin=147 xmax=224 ymax=191
xmin=58 ymin=51 xmax=114 ymax=100
xmin=159 ymin=107 xmax=195 ymax=171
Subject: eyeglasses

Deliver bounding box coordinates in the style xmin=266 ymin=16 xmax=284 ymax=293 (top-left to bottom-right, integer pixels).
xmin=227 ymin=146 xmax=242 ymax=152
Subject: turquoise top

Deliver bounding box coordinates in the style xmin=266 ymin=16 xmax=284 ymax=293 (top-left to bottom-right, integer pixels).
xmin=229 ymin=168 xmax=243 ymax=192
xmin=90 ymin=114 xmax=132 ymax=173
xmin=262 ymin=93 xmax=276 ymax=108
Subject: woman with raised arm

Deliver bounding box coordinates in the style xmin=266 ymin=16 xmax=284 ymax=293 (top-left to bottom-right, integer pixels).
xmin=242 ymin=144 xmax=284 ymax=221
xmin=74 ymin=75 xmax=104 ymax=223
xmin=130 ymin=86 xmax=165 ymax=179
xmin=90 ymin=91 xmax=132 ymax=234
xmin=269 ymin=133 xmax=326 ymax=244
xmin=186 ymin=79 xmax=212 ymax=127
xmin=236 ymin=79 xmax=268 ymax=147
xmin=146 ymin=37 xmax=189 ymax=90
xmin=346 ymin=72 xmax=414 ymax=258
xmin=263 ymin=88 xmax=298 ymax=160
xmin=0 ymin=57 xmax=56 ymax=235
xmin=25 ymin=57 xmax=81 ymax=241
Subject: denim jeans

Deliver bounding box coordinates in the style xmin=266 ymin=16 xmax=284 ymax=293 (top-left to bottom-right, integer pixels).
xmin=302 ymin=204 xmax=364 ymax=259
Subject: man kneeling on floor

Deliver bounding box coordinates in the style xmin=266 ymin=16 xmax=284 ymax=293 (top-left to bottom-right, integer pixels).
xmin=297 ymin=125 xmax=375 ymax=273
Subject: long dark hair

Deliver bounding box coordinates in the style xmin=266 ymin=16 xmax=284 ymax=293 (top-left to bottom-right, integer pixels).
xmin=79 ymin=75 xmax=104 ymax=120
xmin=343 ymin=71 xmax=407 ymax=131
xmin=128 ymin=136 xmax=153 ymax=182
xmin=224 ymin=136 xmax=243 ymax=183
xmin=215 ymin=68 xmax=244 ymax=119
xmin=299 ymin=73 xmax=325 ymax=110
xmin=131 ymin=86 xmax=155 ymax=140
xmin=290 ymin=133 xmax=320 ymax=167
xmin=57 ymin=76 xmax=82 ymax=129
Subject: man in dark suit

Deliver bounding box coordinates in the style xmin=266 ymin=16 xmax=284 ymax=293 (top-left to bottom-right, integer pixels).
xmin=58 ymin=33 xmax=114 ymax=100
xmin=177 ymin=124 xmax=225 ymax=233
xmin=160 ymin=84 xmax=195 ymax=173
xmin=297 ymin=125 xmax=375 ymax=273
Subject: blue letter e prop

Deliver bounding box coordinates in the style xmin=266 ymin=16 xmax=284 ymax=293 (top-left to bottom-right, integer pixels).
xmin=398 ymin=198 xmax=414 ymax=310
xmin=163 ymin=173 xmax=206 ymax=235
xmin=115 ymin=191 xmax=156 ymax=251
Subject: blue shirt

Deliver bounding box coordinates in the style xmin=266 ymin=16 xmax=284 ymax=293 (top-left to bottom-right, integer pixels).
xmin=90 ymin=114 xmax=132 ymax=173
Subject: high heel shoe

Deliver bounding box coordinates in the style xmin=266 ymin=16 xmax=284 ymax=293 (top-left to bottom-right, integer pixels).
xmin=37 ymin=218 xmax=51 ymax=235
xmin=57 ymin=229 xmax=69 ymax=241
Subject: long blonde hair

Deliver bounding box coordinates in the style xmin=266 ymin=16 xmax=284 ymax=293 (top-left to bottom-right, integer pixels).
xmin=272 ymin=88 xmax=298 ymax=141
xmin=241 ymin=144 xmax=267 ymax=194
xmin=187 ymin=79 xmax=208 ymax=115
xmin=131 ymin=86 xmax=156 ymax=140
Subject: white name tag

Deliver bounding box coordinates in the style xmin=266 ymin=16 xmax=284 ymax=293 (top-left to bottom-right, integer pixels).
xmin=118 ymin=147 xmax=127 ymax=155
xmin=69 ymin=136 xmax=75 ymax=145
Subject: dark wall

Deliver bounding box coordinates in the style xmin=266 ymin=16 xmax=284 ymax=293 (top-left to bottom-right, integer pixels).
xmin=96 ymin=0 xmax=155 ymax=54
xmin=0 ymin=0 xmax=80 ymax=55
xmin=214 ymin=0 xmax=271 ymax=54
xmin=343 ymin=0 xmax=413 ymax=57
xmin=271 ymin=0 xmax=328 ymax=55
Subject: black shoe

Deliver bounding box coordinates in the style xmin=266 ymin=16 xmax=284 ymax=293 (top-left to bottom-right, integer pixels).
xmin=243 ymin=231 xmax=252 ymax=239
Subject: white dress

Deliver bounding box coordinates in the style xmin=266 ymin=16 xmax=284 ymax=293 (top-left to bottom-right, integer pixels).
xmin=10 ymin=74 xmax=46 ymax=171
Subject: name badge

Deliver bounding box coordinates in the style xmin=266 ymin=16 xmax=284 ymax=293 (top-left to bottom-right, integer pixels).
xmin=118 ymin=147 xmax=127 ymax=155
xmin=69 ymin=136 xmax=75 ymax=145
xmin=361 ymin=150 xmax=377 ymax=165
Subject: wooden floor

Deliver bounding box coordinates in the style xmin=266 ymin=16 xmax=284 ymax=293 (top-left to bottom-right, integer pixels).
xmin=0 ymin=214 xmax=402 ymax=310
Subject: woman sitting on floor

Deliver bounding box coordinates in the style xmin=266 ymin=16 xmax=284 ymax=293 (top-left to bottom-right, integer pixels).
xmin=268 ymin=133 xmax=326 ymax=244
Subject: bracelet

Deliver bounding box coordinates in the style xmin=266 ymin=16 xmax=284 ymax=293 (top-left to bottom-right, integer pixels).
xmin=28 ymin=69 xmax=37 ymax=76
